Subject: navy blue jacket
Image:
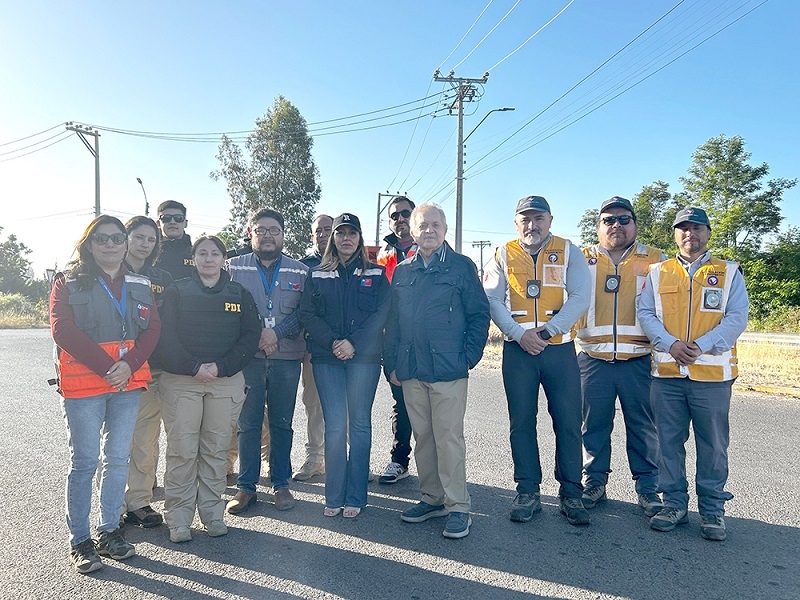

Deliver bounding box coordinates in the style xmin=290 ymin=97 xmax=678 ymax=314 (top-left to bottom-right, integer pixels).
xmin=384 ymin=242 xmax=490 ymax=383
xmin=299 ymin=259 xmax=391 ymax=365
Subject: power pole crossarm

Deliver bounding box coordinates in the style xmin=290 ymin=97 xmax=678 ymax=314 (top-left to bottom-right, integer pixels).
xmin=471 ymin=240 xmax=492 ymax=280
xmin=66 ymin=122 xmax=101 ymax=216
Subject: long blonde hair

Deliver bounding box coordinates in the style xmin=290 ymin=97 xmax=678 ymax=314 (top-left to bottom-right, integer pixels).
xmin=318 ymin=228 xmax=370 ymax=272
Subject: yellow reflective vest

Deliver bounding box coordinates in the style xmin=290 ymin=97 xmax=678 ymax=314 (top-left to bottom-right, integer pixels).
xmin=504 ymin=236 xmax=572 ymax=345
xmin=649 ymin=257 xmax=739 ymax=381
xmin=574 ymin=243 xmax=663 ymax=361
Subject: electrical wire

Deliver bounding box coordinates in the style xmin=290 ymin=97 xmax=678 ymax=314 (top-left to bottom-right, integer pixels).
xmin=451 ymin=0 xmax=522 ymax=71
xmin=437 ymin=0 xmax=495 ymax=69
xmin=0 ymin=130 xmax=74 ymax=157
xmin=0 ymin=123 xmax=65 ymax=148
xmin=0 ymin=132 xmax=73 ymax=163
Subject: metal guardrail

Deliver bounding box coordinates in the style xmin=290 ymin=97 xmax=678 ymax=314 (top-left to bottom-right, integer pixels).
xmin=739 ymin=332 xmax=800 ymax=347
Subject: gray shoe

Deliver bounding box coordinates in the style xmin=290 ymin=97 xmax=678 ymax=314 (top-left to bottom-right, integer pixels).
xmin=650 ymin=507 xmax=689 ymax=532
xmin=581 ymin=485 xmax=607 ymax=509
xmin=509 ymin=493 xmax=541 ymax=522
xmin=206 ymin=520 xmax=228 ymax=537
xmin=559 ymin=496 xmax=590 ymax=526
xmin=401 ymin=501 xmax=449 ymax=523
xmin=443 ymin=512 xmax=472 ymax=539
xmin=70 ymin=538 xmax=102 ymax=574
xmin=226 ymin=490 xmax=257 ymax=514
xmin=95 ymin=528 xmax=136 ymax=560
xmin=637 ymin=493 xmax=664 ymax=518
xmin=169 ymin=526 xmax=192 ymax=543
xmin=293 ymin=460 xmax=325 ymax=481
xmin=700 ymin=515 xmax=727 ymax=541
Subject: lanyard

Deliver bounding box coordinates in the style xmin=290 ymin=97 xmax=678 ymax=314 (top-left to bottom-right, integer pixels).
xmin=97 ymin=276 xmax=127 ymax=339
xmin=257 ymin=256 xmax=282 ymax=314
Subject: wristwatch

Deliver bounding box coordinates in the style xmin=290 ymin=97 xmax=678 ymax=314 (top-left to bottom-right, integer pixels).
xmin=538 ymin=328 xmax=552 ymax=341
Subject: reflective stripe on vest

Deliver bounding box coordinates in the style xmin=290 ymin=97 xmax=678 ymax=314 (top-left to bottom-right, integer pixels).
xmin=650 ymin=257 xmax=738 ymax=381
xmin=575 ymin=243 xmax=662 ymax=361
xmin=377 ymin=245 xmax=416 ymax=283
xmin=504 ymin=236 xmax=572 ymax=344
xmin=58 ymin=340 xmax=151 ymax=399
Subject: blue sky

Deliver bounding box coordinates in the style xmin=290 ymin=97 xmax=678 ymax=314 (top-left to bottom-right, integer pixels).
xmin=1 ymin=0 xmax=797 ymax=275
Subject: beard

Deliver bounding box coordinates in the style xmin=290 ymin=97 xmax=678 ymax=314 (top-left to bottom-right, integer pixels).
xmin=255 ymin=246 xmax=282 ymax=262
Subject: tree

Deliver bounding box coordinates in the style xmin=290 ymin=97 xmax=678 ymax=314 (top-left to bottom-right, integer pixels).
xmin=631 ymin=181 xmax=680 ymax=253
xmin=743 ymin=227 xmax=800 ymax=322
xmin=0 ymin=227 xmax=34 ymax=295
xmin=679 ymin=134 xmax=797 ymax=260
xmin=211 ymin=96 xmax=322 ymax=257
xmin=577 ymin=209 xmax=599 ymax=246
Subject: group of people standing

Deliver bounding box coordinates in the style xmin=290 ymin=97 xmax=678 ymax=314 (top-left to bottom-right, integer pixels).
xmin=51 ymin=191 xmax=747 ymax=575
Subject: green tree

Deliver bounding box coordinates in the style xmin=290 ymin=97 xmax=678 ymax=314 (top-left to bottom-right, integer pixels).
xmin=578 ymin=209 xmax=599 ymax=246
xmin=679 ymin=134 xmax=797 ymax=260
xmin=631 ymin=181 xmax=679 ymax=253
xmin=211 ymin=96 xmax=322 ymax=257
xmin=0 ymin=227 xmax=34 ymax=295
xmin=743 ymin=227 xmax=800 ymax=324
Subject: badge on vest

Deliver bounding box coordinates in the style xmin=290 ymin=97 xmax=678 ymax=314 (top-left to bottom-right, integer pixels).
xmin=702 ymin=287 xmax=723 ymax=310
xmin=264 ymin=317 xmax=276 ymax=328
xmin=604 ymin=275 xmax=621 ymax=293
xmin=526 ymin=279 xmax=541 ymax=299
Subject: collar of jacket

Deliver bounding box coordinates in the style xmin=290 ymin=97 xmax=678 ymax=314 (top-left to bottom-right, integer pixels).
xmin=409 ymin=241 xmax=450 ymax=272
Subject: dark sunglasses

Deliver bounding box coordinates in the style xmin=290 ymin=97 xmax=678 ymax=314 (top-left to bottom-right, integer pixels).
xmin=159 ymin=214 xmax=185 ymax=223
xmin=390 ymin=209 xmax=412 ymax=221
xmin=601 ymin=215 xmax=633 ymax=226
xmin=91 ymin=232 xmax=127 ymax=245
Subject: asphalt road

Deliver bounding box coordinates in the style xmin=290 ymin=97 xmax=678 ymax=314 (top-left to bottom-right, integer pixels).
xmin=1 ymin=329 xmax=798 ymax=600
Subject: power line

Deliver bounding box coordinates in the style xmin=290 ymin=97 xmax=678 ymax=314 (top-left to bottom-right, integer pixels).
xmin=0 ymin=130 xmax=73 ymax=157
xmin=0 ymin=132 xmax=73 ymax=163
xmin=437 ymin=0 xmax=495 ymax=69
xmin=451 ymin=0 xmax=522 ymax=71
xmin=0 ymin=123 xmax=65 ymax=148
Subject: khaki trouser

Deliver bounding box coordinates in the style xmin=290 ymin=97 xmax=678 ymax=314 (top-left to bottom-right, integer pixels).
xmin=301 ymin=353 xmax=325 ymax=464
xmin=402 ymin=378 xmax=470 ymax=513
xmin=160 ymin=372 xmax=246 ymax=528
xmin=124 ymin=374 xmax=163 ymax=512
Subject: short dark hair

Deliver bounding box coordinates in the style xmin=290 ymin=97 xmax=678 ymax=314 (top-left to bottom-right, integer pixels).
xmin=192 ymin=235 xmax=227 ymax=256
xmin=157 ymin=200 xmax=187 ymax=216
xmin=249 ymin=208 xmax=285 ymax=230
xmin=388 ymin=196 xmax=415 ymax=214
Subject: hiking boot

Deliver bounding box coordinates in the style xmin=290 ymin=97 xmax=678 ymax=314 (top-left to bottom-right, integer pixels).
xmin=559 ymin=496 xmax=590 ymax=526
xmin=400 ymin=501 xmax=449 ymax=523
xmin=637 ymin=493 xmax=664 ymax=518
xmin=70 ymin=538 xmax=102 ymax=574
xmin=274 ymin=487 xmax=296 ymax=511
xmin=170 ymin=526 xmax=192 ymax=543
xmin=95 ymin=528 xmax=136 ymax=560
xmin=443 ymin=512 xmax=472 ymax=539
xmin=206 ymin=520 xmax=228 ymax=537
xmin=650 ymin=507 xmax=689 ymax=532
xmin=700 ymin=514 xmax=727 ymax=541
xmin=226 ymin=490 xmax=257 ymax=515
xmin=581 ymin=485 xmax=607 ymax=509
xmin=509 ymin=493 xmax=541 ymax=522
xmin=124 ymin=505 xmax=163 ymax=528
xmin=293 ymin=460 xmax=325 ymax=481
xmin=379 ymin=462 xmax=409 ymax=484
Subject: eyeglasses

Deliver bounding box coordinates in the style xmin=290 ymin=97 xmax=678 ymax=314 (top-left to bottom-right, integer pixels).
xmin=601 ymin=215 xmax=634 ymax=226
xmin=159 ymin=214 xmax=185 ymax=223
xmin=91 ymin=232 xmax=127 ymax=245
xmin=254 ymin=226 xmax=283 ymax=237
xmin=390 ymin=209 xmax=411 ymax=221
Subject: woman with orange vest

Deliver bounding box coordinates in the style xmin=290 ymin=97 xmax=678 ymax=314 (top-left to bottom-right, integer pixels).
xmin=638 ymin=207 xmax=748 ymax=542
xmin=50 ymin=215 xmax=161 ymax=574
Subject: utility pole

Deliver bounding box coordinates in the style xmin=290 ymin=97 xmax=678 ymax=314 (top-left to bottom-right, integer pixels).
xmin=471 ymin=240 xmax=492 ymax=280
xmin=66 ymin=122 xmax=100 ymax=216
xmin=375 ymin=191 xmax=406 ymax=246
xmin=433 ymin=69 xmax=489 ymax=253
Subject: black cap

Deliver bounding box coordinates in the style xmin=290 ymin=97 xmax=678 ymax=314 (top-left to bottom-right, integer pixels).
xmin=515 ymin=195 xmax=551 ymax=215
xmin=332 ymin=213 xmax=362 ymax=233
xmin=673 ymin=206 xmax=711 ymax=229
xmin=599 ymin=196 xmax=635 ymax=218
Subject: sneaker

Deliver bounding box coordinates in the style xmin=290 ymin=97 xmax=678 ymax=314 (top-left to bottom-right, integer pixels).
xmin=95 ymin=528 xmax=136 ymax=560
xmin=274 ymin=487 xmax=296 ymax=511
xmin=700 ymin=514 xmax=727 ymax=541
xmin=292 ymin=460 xmax=325 ymax=481
xmin=581 ymin=485 xmax=607 ymax=509
xmin=400 ymin=501 xmax=449 ymax=523
xmin=379 ymin=462 xmax=409 ymax=484
xmin=509 ymin=493 xmax=541 ymax=522
xmin=170 ymin=526 xmax=192 ymax=543
xmin=443 ymin=512 xmax=472 ymax=539
xmin=226 ymin=490 xmax=257 ymax=514
xmin=70 ymin=538 xmax=102 ymax=574
xmin=206 ymin=520 xmax=228 ymax=537
xmin=637 ymin=493 xmax=664 ymax=518
xmin=650 ymin=507 xmax=689 ymax=532
xmin=559 ymin=496 xmax=591 ymax=526
xmin=124 ymin=505 xmax=163 ymax=528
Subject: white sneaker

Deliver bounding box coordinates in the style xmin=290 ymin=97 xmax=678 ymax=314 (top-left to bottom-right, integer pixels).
xmin=292 ymin=460 xmax=325 ymax=481
xmin=379 ymin=462 xmax=409 ymax=484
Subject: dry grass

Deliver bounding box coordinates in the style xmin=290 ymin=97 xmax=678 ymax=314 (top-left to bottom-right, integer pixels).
xmin=0 ymin=310 xmax=48 ymax=329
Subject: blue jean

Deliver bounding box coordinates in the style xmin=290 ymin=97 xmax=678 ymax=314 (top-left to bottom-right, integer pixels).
xmin=579 ymin=353 xmax=660 ymax=494
xmin=61 ymin=390 xmax=141 ymax=545
xmin=502 ymin=341 xmax=583 ymax=499
xmin=237 ymin=357 xmax=301 ymax=493
xmin=314 ymin=362 xmax=381 ymax=508
xmin=651 ymin=377 xmax=734 ymax=516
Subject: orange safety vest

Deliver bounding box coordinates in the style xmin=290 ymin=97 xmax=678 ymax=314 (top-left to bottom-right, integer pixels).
xmin=574 ymin=243 xmax=663 ymax=361
xmin=57 ymin=340 xmax=151 ymax=399
xmin=504 ymin=236 xmax=572 ymax=345
xmin=376 ymin=241 xmax=416 ymax=283
xmin=649 ymin=257 xmax=738 ymax=381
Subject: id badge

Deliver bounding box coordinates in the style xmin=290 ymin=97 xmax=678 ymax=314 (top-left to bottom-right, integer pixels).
xmin=703 ymin=288 xmax=722 ymax=310
xmin=604 ymin=275 xmax=621 ymax=293
xmin=526 ymin=279 xmax=541 ymax=299
xmin=264 ymin=317 xmax=276 ymax=329
xmin=118 ymin=344 xmax=128 ymax=359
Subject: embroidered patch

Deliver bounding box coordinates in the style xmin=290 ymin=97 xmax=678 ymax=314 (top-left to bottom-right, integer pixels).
xmin=360 ymin=278 xmax=372 ymax=287
xmin=588 ymin=257 xmax=597 ymax=265
xmin=138 ymin=303 xmax=149 ymax=319
xmin=548 ymin=253 xmax=558 ymax=263
xmin=707 ymin=275 xmax=718 ymax=286
xmin=287 ymin=281 xmax=301 ymax=291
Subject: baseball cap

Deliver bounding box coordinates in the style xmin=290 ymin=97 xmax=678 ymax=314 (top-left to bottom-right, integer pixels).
xmin=673 ymin=206 xmax=711 ymax=229
xmin=515 ymin=195 xmax=551 ymax=215
xmin=332 ymin=213 xmax=362 ymax=233
xmin=599 ymin=196 xmax=635 ymax=218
